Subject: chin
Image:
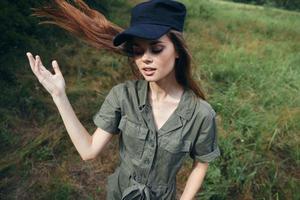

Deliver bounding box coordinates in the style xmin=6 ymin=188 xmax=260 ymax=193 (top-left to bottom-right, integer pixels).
xmin=143 ymin=76 xmax=160 ymax=82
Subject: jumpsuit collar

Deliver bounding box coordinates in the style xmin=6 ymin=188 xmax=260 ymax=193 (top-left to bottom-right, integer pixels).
xmin=137 ymin=80 xmax=196 ymax=121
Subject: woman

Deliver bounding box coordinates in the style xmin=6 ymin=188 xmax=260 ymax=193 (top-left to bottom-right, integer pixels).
xmin=26 ymin=0 xmax=220 ymax=199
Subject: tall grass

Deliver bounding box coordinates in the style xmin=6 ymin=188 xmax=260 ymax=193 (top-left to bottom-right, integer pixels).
xmin=180 ymin=0 xmax=300 ymax=199
xmin=1 ymin=0 xmax=299 ymax=199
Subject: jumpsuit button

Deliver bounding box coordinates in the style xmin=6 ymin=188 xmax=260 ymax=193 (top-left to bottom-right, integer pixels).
xmin=145 ymin=158 xmax=150 ymax=164
xmin=149 ymin=140 xmax=155 ymax=148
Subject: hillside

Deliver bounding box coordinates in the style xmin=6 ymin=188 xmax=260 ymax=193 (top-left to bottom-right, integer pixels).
xmin=1 ymin=0 xmax=299 ymax=199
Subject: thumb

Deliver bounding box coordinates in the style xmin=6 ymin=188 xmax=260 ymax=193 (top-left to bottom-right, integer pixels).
xmin=52 ymin=60 xmax=62 ymax=75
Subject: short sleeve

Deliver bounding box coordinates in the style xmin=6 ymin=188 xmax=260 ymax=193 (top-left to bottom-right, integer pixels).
xmin=190 ymin=110 xmax=220 ymax=163
xmin=93 ymin=85 xmax=122 ymax=134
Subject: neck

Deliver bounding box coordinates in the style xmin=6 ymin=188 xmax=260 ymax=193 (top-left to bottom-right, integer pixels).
xmin=148 ymin=76 xmax=183 ymax=102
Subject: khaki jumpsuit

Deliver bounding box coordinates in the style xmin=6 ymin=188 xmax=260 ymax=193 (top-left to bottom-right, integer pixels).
xmin=93 ymin=80 xmax=220 ymax=199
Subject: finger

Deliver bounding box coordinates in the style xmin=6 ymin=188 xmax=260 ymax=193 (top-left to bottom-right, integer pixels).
xmin=36 ymin=55 xmax=47 ymax=70
xmin=36 ymin=56 xmax=54 ymax=75
xmin=26 ymin=52 xmax=36 ymax=70
xmin=34 ymin=55 xmax=43 ymax=77
xmin=35 ymin=55 xmax=47 ymax=74
xmin=52 ymin=60 xmax=62 ymax=75
xmin=37 ymin=55 xmax=44 ymax=67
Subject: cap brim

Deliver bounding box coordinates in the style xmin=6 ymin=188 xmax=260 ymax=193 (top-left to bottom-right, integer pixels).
xmin=113 ymin=24 xmax=171 ymax=46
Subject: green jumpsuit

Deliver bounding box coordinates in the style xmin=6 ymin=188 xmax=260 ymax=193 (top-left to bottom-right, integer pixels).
xmin=93 ymin=80 xmax=220 ymax=199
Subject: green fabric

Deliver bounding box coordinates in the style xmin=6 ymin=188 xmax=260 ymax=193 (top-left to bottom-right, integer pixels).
xmin=93 ymin=80 xmax=220 ymax=199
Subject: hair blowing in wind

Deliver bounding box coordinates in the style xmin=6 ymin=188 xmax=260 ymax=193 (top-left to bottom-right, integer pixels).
xmin=32 ymin=0 xmax=124 ymax=54
xmin=32 ymin=0 xmax=206 ymax=100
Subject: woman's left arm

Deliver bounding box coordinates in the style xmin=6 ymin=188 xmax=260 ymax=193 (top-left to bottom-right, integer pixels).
xmin=180 ymin=161 xmax=209 ymax=200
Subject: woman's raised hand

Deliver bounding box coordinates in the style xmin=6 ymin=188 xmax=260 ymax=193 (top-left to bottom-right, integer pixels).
xmin=26 ymin=52 xmax=66 ymax=98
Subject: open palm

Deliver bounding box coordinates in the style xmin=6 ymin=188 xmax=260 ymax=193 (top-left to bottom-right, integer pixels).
xmin=26 ymin=52 xmax=66 ymax=97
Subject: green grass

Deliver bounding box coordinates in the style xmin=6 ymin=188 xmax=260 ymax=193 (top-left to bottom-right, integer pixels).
xmin=1 ymin=0 xmax=299 ymax=199
xmin=182 ymin=0 xmax=300 ymax=199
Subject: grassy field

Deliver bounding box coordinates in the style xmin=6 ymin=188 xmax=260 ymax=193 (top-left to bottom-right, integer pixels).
xmin=1 ymin=0 xmax=299 ymax=199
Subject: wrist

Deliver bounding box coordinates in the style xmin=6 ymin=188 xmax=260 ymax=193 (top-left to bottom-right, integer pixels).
xmin=52 ymin=91 xmax=67 ymax=103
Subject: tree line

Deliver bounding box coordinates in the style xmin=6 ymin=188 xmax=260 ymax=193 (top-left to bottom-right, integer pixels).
xmin=224 ymin=0 xmax=300 ymax=11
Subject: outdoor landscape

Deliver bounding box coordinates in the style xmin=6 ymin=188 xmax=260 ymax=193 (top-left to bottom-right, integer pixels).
xmin=0 ymin=0 xmax=299 ymax=199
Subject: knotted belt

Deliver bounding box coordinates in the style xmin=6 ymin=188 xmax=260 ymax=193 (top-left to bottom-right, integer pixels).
xmin=121 ymin=177 xmax=152 ymax=200
xmin=119 ymin=164 xmax=170 ymax=199
xmin=120 ymin=166 xmax=155 ymax=200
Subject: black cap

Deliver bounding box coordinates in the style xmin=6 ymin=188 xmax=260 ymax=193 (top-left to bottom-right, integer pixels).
xmin=113 ymin=0 xmax=186 ymax=46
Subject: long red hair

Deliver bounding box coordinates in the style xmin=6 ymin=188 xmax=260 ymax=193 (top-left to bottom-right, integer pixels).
xmin=32 ymin=0 xmax=123 ymax=54
xmin=33 ymin=0 xmax=206 ymax=99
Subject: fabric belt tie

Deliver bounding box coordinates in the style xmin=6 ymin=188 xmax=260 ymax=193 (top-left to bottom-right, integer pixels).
xmin=121 ymin=177 xmax=152 ymax=200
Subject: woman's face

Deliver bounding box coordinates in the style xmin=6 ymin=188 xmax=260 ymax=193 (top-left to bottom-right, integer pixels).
xmin=131 ymin=34 xmax=178 ymax=83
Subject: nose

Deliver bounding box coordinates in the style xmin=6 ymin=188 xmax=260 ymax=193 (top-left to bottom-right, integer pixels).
xmin=141 ymin=50 xmax=153 ymax=64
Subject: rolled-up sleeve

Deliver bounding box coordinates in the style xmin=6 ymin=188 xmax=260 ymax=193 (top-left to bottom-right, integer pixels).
xmin=93 ymin=85 xmax=122 ymax=134
xmin=190 ymin=110 xmax=220 ymax=163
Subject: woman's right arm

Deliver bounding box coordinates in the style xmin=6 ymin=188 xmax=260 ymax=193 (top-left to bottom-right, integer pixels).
xmin=52 ymin=93 xmax=113 ymax=160
xmin=26 ymin=52 xmax=113 ymax=160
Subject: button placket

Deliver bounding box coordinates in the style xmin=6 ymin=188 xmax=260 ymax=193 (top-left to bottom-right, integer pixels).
xmin=139 ymin=103 xmax=158 ymax=182
xmin=145 ymin=133 xmax=157 ymax=179
xmin=150 ymin=141 xmax=155 ymax=148
xmin=148 ymin=132 xmax=156 ymax=148
xmin=144 ymin=158 xmax=150 ymax=165
xmin=144 ymin=132 xmax=156 ymax=164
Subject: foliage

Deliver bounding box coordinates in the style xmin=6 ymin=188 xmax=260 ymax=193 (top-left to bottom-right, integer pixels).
xmin=222 ymin=0 xmax=300 ymax=11
xmin=1 ymin=0 xmax=299 ymax=199
xmin=183 ymin=0 xmax=300 ymax=199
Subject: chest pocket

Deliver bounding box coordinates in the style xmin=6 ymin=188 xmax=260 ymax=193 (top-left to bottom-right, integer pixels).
xmin=158 ymin=138 xmax=192 ymax=171
xmin=118 ymin=116 xmax=149 ymax=160
xmin=160 ymin=139 xmax=191 ymax=154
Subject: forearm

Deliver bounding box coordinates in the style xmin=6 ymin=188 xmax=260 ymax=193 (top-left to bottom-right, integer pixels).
xmin=52 ymin=93 xmax=93 ymax=160
xmin=180 ymin=161 xmax=209 ymax=200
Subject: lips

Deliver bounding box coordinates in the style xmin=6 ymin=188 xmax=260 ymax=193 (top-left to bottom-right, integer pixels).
xmin=142 ymin=67 xmax=156 ymax=76
xmin=142 ymin=67 xmax=156 ymax=71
